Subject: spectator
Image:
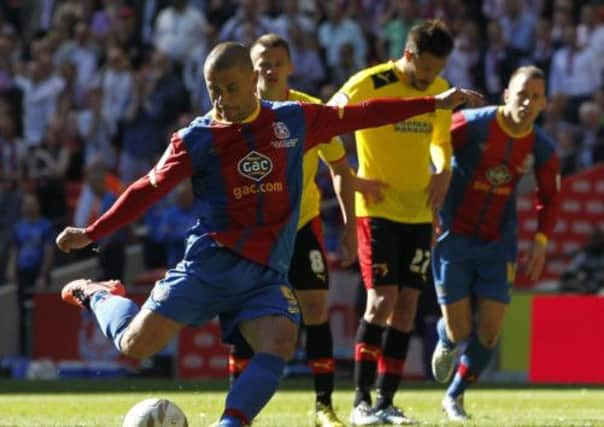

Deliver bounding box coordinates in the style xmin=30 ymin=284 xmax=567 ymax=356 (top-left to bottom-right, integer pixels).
xmin=288 ymin=25 xmax=326 ymax=95
xmin=331 ymin=42 xmax=360 ymax=88
xmin=444 ymin=21 xmax=480 ymax=89
xmin=153 ymin=0 xmax=208 ymax=65
xmin=14 ymin=53 xmax=65 ymax=147
xmin=498 ymin=0 xmax=536 ymax=55
xmin=271 ymin=0 xmax=314 ymax=42
xmin=576 ymin=101 xmax=604 ymax=168
xmin=378 ymin=0 xmax=422 ymax=61
xmin=73 ymin=158 xmax=126 ymax=279
xmin=0 ymin=112 xmax=25 ymax=184
xmin=157 ymin=181 xmax=197 ymax=268
xmin=550 ymin=1 xmax=574 ymax=49
xmin=7 ymin=192 xmax=54 ymax=355
xmin=98 ymin=45 xmax=133 ymax=133
xmin=90 ymin=0 xmax=122 ymax=43
xmin=576 ymin=3 xmax=598 ymax=48
xmin=555 ymin=127 xmax=580 ymax=176
xmin=548 ymin=25 xmax=600 ymax=120
xmin=26 ymin=116 xmax=70 ymax=223
xmin=318 ymin=2 xmax=367 ymax=75
xmin=560 ymin=228 xmax=604 ymax=294
xmin=531 ymin=18 xmax=554 ymax=84
xmin=54 ymin=20 xmax=99 ymax=106
xmin=119 ymin=50 xmax=188 ymax=184
xmin=480 ymin=20 xmax=520 ymax=103
xmin=183 ymin=27 xmax=217 ymax=114
xmin=218 ymin=0 xmax=272 ymax=44
xmin=77 ymin=86 xmax=117 ymax=170
xmin=0 ymin=180 xmax=22 ymax=283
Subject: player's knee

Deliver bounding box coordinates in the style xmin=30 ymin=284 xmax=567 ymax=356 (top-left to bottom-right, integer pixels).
xmin=264 ymin=333 xmax=297 ymax=360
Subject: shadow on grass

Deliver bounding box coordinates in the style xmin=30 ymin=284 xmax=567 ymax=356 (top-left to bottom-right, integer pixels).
xmin=0 ymin=378 xmax=602 ymax=394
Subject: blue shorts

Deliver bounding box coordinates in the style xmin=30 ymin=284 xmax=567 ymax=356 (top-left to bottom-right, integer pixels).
xmin=142 ymin=237 xmax=300 ymax=345
xmin=432 ymin=231 xmax=517 ymax=305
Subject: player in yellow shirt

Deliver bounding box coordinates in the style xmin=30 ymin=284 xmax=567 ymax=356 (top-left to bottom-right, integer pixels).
xmin=227 ymin=33 xmax=378 ymax=427
xmin=330 ymin=20 xmax=455 ymax=426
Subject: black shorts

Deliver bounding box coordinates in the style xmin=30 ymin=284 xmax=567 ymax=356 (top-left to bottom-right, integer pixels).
xmin=288 ymin=217 xmax=329 ymax=291
xmin=357 ymin=217 xmax=432 ymax=290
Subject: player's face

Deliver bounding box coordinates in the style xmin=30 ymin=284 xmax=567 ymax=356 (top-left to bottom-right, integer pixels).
xmin=406 ymin=51 xmax=448 ymax=91
xmin=251 ymin=45 xmax=293 ymax=100
xmin=205 ymin=65 xmax=258 ymax=122
xmin=504 ymin=73 xmax=546 ymax=126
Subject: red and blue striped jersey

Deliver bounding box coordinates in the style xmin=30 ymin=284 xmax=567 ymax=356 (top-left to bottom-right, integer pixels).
xmin=85 ymin=97 xmax=435 ymax=274
xmin=441 ymin=106 xmax=560 ymax=241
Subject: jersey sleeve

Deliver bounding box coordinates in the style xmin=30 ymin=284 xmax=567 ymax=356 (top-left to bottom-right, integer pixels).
xmin=450 ymin=111 xmax=471 ymax=151
xmin=533 ymin=131 xmax=561 ymax=239
xmin=317 ymin=136 xmax=347 ymax=165
xmin=430 ymin=109 xmax=453 ymax=172
xmin=302 ymin=97 xmax=436 ymax=151
xmin=86 ymin=133 xmax=194 ymax=241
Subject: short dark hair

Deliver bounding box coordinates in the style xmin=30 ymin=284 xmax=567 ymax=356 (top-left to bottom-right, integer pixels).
xmin=405 ymin=19 xmax=454 ymax=58
xmin=251 ymin=33 xmax=291 ymax=58
xmin=509 ymin=65 xmax=545 ymax=83
xmin=204 ymin=42 xmax=253 ymax=75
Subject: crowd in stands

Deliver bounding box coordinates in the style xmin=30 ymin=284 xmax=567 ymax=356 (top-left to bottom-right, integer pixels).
xmin=0 ymin=0 xmax=603 ymax=313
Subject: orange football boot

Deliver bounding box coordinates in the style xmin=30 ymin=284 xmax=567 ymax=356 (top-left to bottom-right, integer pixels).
xmin=61 ymin=279 xmax=126 ymax=309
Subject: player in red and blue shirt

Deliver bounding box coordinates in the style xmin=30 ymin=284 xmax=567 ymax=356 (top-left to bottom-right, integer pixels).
xmin=56 ymin=42 xmax=479 ymax=427
xmin=430 ymin=66 xmax=560 ymax=421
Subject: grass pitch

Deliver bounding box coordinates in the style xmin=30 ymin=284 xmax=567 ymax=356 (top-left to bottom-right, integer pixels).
xmin=0 ymin=379 xmax=602 ymax=426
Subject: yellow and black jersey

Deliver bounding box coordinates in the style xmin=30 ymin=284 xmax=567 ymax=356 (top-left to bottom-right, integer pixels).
xmin=288 ymin=89 xmax=346 ymax=229
xmin=332 ymin=61 xmax=452 ymax=223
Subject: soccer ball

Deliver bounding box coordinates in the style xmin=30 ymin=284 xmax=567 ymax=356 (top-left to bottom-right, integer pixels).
xmin=122 ymin=398 xmax=188 ymax=427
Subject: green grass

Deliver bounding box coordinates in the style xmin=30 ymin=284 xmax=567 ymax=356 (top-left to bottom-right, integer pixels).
xmin=0 ymin=379 xmax=602 ymax=426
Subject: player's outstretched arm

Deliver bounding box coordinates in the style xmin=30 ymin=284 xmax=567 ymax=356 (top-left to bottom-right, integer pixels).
xmin=434 ymin=87 xmax=484 ymax=110
xmin=56 ymin=136 xmax=194 ymax=253
xmin=304 ymin=88 xmax=484 ymax=146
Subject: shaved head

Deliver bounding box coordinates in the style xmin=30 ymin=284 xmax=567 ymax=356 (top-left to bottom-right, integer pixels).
xmin=204 ymin=42 xmax=253 ymax=76
xmin=204 ymin=42 xmax=259 ymax=122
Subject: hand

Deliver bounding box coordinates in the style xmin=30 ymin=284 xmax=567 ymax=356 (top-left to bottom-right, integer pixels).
xmin=426 ymin=169 xmax=452 ymax=211
xmin=339 ymin=224 xmax=358 ymax=268
xmin=354 ymin=176 xmax=388 ymax=206
xmin=56 ymin=227 xmax=93 ymax=253
xmin=525 ymin=239 xmax=547 ymax=281
xmin=434 ymin=87 xmax=484 ymax=110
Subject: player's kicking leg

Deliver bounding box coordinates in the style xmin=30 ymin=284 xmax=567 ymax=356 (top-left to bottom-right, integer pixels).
xmin=61 ymin=278 xmax=183 ymax=358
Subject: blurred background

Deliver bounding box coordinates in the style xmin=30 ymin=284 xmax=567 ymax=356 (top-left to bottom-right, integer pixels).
xmin=0 ymin=0 xmax=603 ymax=385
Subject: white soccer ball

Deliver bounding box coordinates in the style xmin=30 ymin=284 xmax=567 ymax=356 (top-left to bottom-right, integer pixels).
xmin=122 ymin=398 xmax=188 ymax=427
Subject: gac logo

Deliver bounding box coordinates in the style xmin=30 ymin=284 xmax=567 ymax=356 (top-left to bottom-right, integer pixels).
xmin=238 ymin=150 xmax=273 ymax=182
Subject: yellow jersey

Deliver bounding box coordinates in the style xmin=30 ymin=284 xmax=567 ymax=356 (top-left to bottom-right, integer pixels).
xmin=333 ymin=61 xmax=452 ymax=223
xmin=288 ymin=89 xmax=347 ymax=229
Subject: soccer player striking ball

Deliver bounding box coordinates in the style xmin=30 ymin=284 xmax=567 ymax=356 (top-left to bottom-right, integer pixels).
xmin=431 ymin=65 xmax=560 ymax=421
xmin=56 ymin=42 xmax=479 ymax=427
xmin=330 ymin=20 xmax=456 ymax=425
xmin=225 ymin=33 xmax=382 ymax=427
